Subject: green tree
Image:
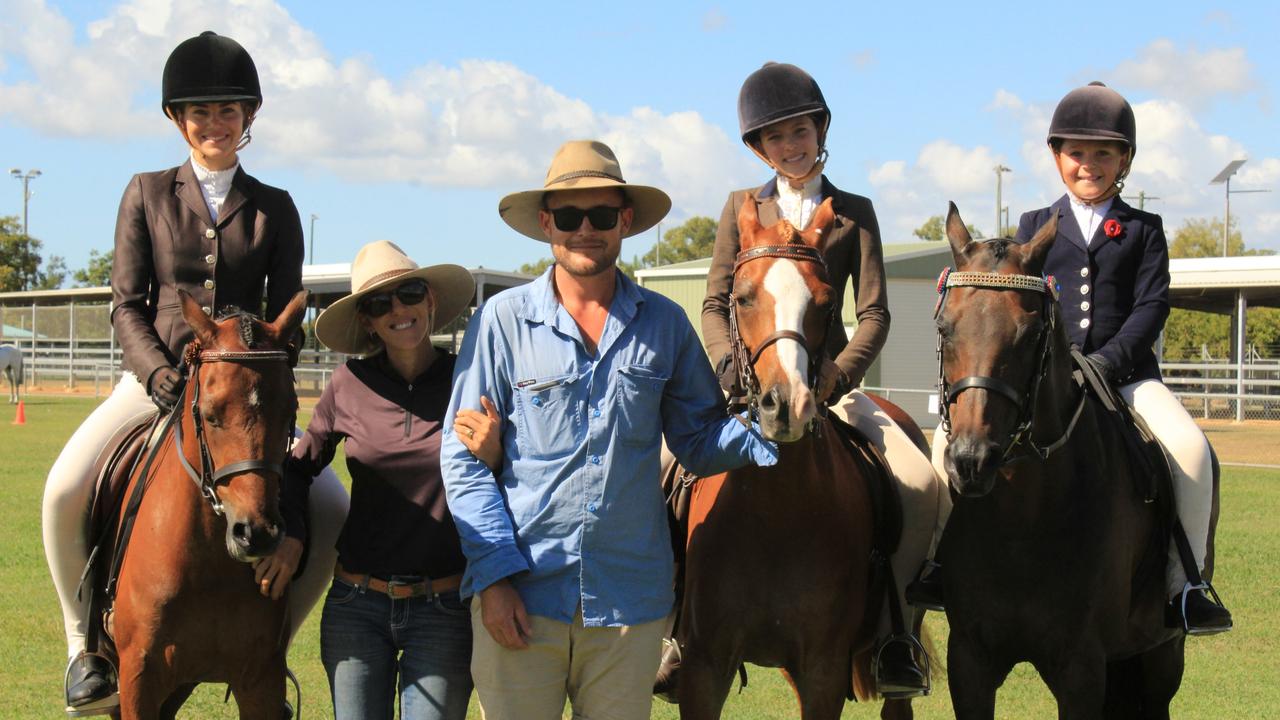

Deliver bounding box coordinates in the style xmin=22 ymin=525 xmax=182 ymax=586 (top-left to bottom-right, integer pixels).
xmin=35 ymin=255 xmax=68 ymax=290
xmin=73 ymin=249 xmax=113 ymax=287
xmin=1168 ymin=217 xmax=1272 ymax=259
xmin=913 ymin=215 xmax=983 ymax=241
xmin=646 ymin=216 xmax=717 ymax=265
xmin=0 ymin=216 xmax=45 ymax=291
xmin=517 ymin=258 xmax=555 ymax=276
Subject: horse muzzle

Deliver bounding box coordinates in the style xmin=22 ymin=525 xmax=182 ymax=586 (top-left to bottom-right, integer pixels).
xmin=944 ymin=434 xmax=1002 ymax=497
xmin=225 ymin=514 xmax=284 ymax=561
xmin=756 ymin=381 xmax=816 ymax=443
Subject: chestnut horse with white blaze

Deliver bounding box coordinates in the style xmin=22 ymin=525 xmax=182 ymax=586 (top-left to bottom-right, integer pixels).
xmin=675 ymin=197 xmax=915 ymax=720
xmin=106 ymin=290 xmax=307 ymax=719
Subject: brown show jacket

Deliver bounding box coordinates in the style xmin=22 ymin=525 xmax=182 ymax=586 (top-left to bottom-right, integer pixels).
xmin=111 ymin=160 xmax=304 ymax=386
xmin=702 ymin=177 xmax=890 ymax=388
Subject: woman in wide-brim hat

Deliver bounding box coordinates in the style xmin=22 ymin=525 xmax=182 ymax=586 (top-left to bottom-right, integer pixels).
xmin=284 ymin=240 xmax=496 ymax=720
xmin=42 ymin=30 xmax=349 ymax=716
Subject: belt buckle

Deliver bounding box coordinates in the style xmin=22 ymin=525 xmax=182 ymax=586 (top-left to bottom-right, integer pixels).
xmin=385 ymin=577 xmax=423 ymax=599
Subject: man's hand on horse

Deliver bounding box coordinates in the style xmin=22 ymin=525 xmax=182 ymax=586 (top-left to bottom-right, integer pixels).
xmin=815 ymin=359 xmax=848 ymax=404
xmin=454 ymin=395 xmax=503 ymax=471
xmin=252 ymin=537 xmax=303 ymax=600
xmin=479 ymin=577 xmax=532 ymax=650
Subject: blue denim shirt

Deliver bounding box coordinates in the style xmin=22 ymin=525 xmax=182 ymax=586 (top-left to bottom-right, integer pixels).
xmin=442 ymin=268 xmax=777 ymax=627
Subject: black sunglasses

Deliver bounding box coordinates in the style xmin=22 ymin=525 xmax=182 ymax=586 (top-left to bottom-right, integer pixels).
xmin=359 ymin=279 xmax=429 ymax=318
xmin=548 ymin=205 xmax=623 ymax=232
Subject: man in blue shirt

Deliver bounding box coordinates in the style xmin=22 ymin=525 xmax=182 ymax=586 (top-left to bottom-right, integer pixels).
xmin=442 ymin=140 xmax=778 ymax=720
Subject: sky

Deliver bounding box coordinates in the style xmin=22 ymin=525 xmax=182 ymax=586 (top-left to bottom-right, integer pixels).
xmin=2 ymin=0 xmax=1278 ymax=280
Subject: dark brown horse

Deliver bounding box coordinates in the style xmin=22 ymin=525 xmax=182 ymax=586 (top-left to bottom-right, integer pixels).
xmin=934 ymin=204 xmax=1186 ymax=719
xmin=675 ymin=197 xmax=914 ymax=720
xmin=106 ymin=290 xmax=307 ymax=719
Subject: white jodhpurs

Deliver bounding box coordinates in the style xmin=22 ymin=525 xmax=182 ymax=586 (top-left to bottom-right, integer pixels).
xmin=834 ymin=390 xmax=943 ymax=637
xmin=928 ymin=379 xmax=1215 ymax=600
xmin=42 ymin=374 xmax=348 ymax=658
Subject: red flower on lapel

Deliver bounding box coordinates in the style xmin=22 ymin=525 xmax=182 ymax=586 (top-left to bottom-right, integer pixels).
xmin=1103 ymin=219 xmax=1123 ymax=239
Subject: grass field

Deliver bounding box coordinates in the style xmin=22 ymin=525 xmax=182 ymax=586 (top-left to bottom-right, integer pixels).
xmin=1 ymin=395 xmax=1275 ymax=718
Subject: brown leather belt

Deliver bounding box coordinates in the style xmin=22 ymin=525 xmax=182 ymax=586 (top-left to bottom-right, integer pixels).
xmin=334 ymin=563 xmax=463 ymax=600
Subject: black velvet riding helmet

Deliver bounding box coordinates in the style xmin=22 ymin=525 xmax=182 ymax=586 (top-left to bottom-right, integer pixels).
xmin=161 ymin=31 xmax=262 ymax=114
xmin=1047 ymin=81 xmax=1136 ymax=156
xmin=737 ymin=62 xmax=831 ymax=147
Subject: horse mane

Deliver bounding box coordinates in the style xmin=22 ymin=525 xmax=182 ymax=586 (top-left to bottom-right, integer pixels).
xmin=214 ymin=306 xmax=263 ymax=349
xmin=775 ymin=221 xmax=797 ymax=245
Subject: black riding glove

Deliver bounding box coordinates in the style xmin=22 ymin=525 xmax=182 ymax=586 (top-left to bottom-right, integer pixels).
xmin=714 ymin=352 xmax=741 ymax=396
xmin=1084 ymin=352 xmax=1117 ymax=384
xmin=147 ymin=366 xmax=183 ymax=412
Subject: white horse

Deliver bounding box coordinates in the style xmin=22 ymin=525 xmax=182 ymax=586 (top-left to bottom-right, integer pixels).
xmin=0 ymin=345 xmax=24 ymax=403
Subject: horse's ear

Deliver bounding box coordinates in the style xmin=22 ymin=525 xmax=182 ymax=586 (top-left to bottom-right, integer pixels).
xmin=1020 ymin=211 xmax=1059 ymax=275
xmin=945 ymin=202 xmax=975 ymax=265
xmin=267 ymin=291 xmax=310 ymax=344
xmin=800 ymin=197 xmax=836 ymax=248
xmin=737 ymin=193 xmax=764 ymax=249
xmin=179 ymin=290 xmax=218 ymax=345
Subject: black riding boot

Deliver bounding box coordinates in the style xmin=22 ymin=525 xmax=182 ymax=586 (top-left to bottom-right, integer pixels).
xmin=905 ymin=560 xmax=945 ymax=611
xmin=65 ymin=652 xmax=118 ymax=717
xmin=652 ymin=638 xmax=681 ymax=704
xmin=875 ymin=636 xmax=929 ymax=698
xmin=1168 ymin=586 xmax=1233 ymax=635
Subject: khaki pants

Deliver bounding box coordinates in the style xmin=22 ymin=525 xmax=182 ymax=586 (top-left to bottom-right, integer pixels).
xmin=930 ymin=379 xmax=1214 ymax=599
xmin=42 ymin=373 xmax=349 ymax=657
xmin=470 ymin=603 xmax=665 ymax=720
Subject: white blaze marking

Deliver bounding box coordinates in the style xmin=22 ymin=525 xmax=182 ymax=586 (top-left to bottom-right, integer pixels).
xmin=763 ymin=260 xmax=812 ymax=399
xmin=247 ymin=388 xmax=260 ymax=408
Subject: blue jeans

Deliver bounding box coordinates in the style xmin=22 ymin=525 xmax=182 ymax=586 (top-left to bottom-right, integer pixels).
xmin=320 ymin=577 xmax=473 ymax=720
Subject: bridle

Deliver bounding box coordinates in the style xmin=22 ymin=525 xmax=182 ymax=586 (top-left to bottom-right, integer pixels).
xmin=175 ymin=345 xmax=295 ymax=516
xmin=729 ymin=243 xmax=834 ymax=421
xmin=934 ymin=266 xmax=1086 ymax=463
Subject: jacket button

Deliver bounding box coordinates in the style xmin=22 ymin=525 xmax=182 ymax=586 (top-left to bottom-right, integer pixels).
xmin=205 ymin=228 xmax=216 ymax=239
xmin=201 ymin=306 xmax=212 ymax=316
xmin=1079 ymin=318 xmax=1090 ymax=329
xmin=205 ymin=254 xmax=215 ymax=265
xmin=204 ymin=279 xmax=215 ymax=290
xmin=1080 ymin=267 xmax=1089 ymax=277
xmin=1080 ymin=301 xmax=1091 ymax=311
xmin=1080 ymin=284 xmax=1090 ymax=295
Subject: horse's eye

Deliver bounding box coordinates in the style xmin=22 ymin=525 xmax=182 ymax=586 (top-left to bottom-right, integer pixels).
xmin=735 ymin=295 xmax=753 ymax=308
xmin=204 ymin=411 xmax=220 ymax=428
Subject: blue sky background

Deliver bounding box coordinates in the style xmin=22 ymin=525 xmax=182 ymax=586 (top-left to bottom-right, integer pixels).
xmin=2 ymin=0 xmax=1278 ymax=278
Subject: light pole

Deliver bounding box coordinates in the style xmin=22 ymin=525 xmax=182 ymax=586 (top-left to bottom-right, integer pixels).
xmin=1122 ymin=190 xmax=1160 ymax=211
xmin=994 ymin=165 xmax=1011 ymax=237
xmin=9 ymin=168 xmax=42 ymax=236
xmin=309 ymin=213 xmax=318 ymax=265
xmin=1210 ymin=160 xmax=1271 ymax=257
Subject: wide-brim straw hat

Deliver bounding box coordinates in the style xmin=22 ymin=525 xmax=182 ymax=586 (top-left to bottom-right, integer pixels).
xmin=315 ymin=240 xmax=475 ymax=355
xmin=498 ymin=140 xmax=672 ymax=242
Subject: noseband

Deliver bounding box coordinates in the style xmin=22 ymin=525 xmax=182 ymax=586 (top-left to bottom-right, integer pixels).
xmin=935 ymin=267 xmax=1086 ymax=462
xmin=174 ymin=346 xmax=294 ymax=516
xmin=729 ymin=244 xmax=833 ymax=418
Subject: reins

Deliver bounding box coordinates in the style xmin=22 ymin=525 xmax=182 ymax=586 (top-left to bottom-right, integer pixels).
xmin=729 ymin=243 xmax=833 ymax=427
xmin=935 ymin=266 xmax=1087 ymax=463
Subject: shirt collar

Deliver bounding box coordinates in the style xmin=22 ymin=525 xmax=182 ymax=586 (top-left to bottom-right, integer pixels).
xmin=519 ymin=266 xmax=644 ymax=328
xmin=1067 ymin=192 xmax=1113 ymax=216
xmin=190 ymin=153 xmax=240 ymax=190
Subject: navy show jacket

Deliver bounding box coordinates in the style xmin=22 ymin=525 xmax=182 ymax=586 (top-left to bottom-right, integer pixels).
xmin=1015 ymin=195 xmax=1170 ymax=384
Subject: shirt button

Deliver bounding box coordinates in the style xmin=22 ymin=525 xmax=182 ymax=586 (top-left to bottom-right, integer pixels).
xmin=531 ymin=397 xmax=543 ymax=407
xmin=205 ymin=228 xmax=216 ymax=239
xmin=1079 ymin=318 xmax=1091 ymax=329
xmin=587 ymin=502 xmax=598 ymax=513
xmin=592 ymin=408 xmax=601 ymax=418
xmin=590 ymin=455 xmax=601 ymax=465
xmin=205 ymin=254 xmax=215 ymax=265
xmin=204 ymin=279 xmax=215 ymax=290
xmin=1080 ymin=301 xmax=1091 ymax=311
xmin=1080 ymin=267 xmax=1089 ymax=278
xmin=1080 ymin=284 xmax=1090 ymax=295
xmin=201 ymin=306 xmax=212 ymax=316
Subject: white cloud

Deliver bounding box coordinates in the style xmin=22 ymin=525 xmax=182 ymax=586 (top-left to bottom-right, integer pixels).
xmin=1110 ymin=39 xmax=1257 ymax=109
xmin=867 ymin=141 xmax=1013 ymax=240
xmin=701 ymin=7 xmax=728 ymax=32
xmin=0 ymin=0 xmax=755 ymax=220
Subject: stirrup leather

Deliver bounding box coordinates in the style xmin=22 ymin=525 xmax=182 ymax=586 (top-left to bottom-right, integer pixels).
xmin=871 ymin=633 xmax=931 ymax=699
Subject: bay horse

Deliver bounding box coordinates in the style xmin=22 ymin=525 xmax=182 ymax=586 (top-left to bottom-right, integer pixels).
xmin=103 ymin=290 xmax=307 ymax=719
xmin=675 ymin=196 xmax=916 ymax=720
xmin=1 ymin=344 xmax=23 ymax=403
xmin=934 ymin=203 xmax=1187 ymax=719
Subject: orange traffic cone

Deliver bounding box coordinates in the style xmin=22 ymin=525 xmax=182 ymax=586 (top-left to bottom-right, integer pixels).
xmin=12 ymin=400 xmax=25 ymax=425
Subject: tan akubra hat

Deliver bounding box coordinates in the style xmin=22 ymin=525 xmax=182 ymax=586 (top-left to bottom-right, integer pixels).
xmin=315 ymin=240 xmax=475 ymax=355
xmin=498 ymin=140 xmax=672 ymax=242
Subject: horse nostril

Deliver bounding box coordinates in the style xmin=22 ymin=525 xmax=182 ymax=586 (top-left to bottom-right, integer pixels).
xmin=231 ymin=522 xmax=251 ymax=548
xmin=759 ymin=387 xmax=779 ymax=411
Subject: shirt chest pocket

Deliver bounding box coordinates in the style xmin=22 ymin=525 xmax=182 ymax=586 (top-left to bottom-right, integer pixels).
xmin=514 ymin=373 xmax=582 ymax=459
xmin=614 ymin=365 xmax=668 ymax=445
